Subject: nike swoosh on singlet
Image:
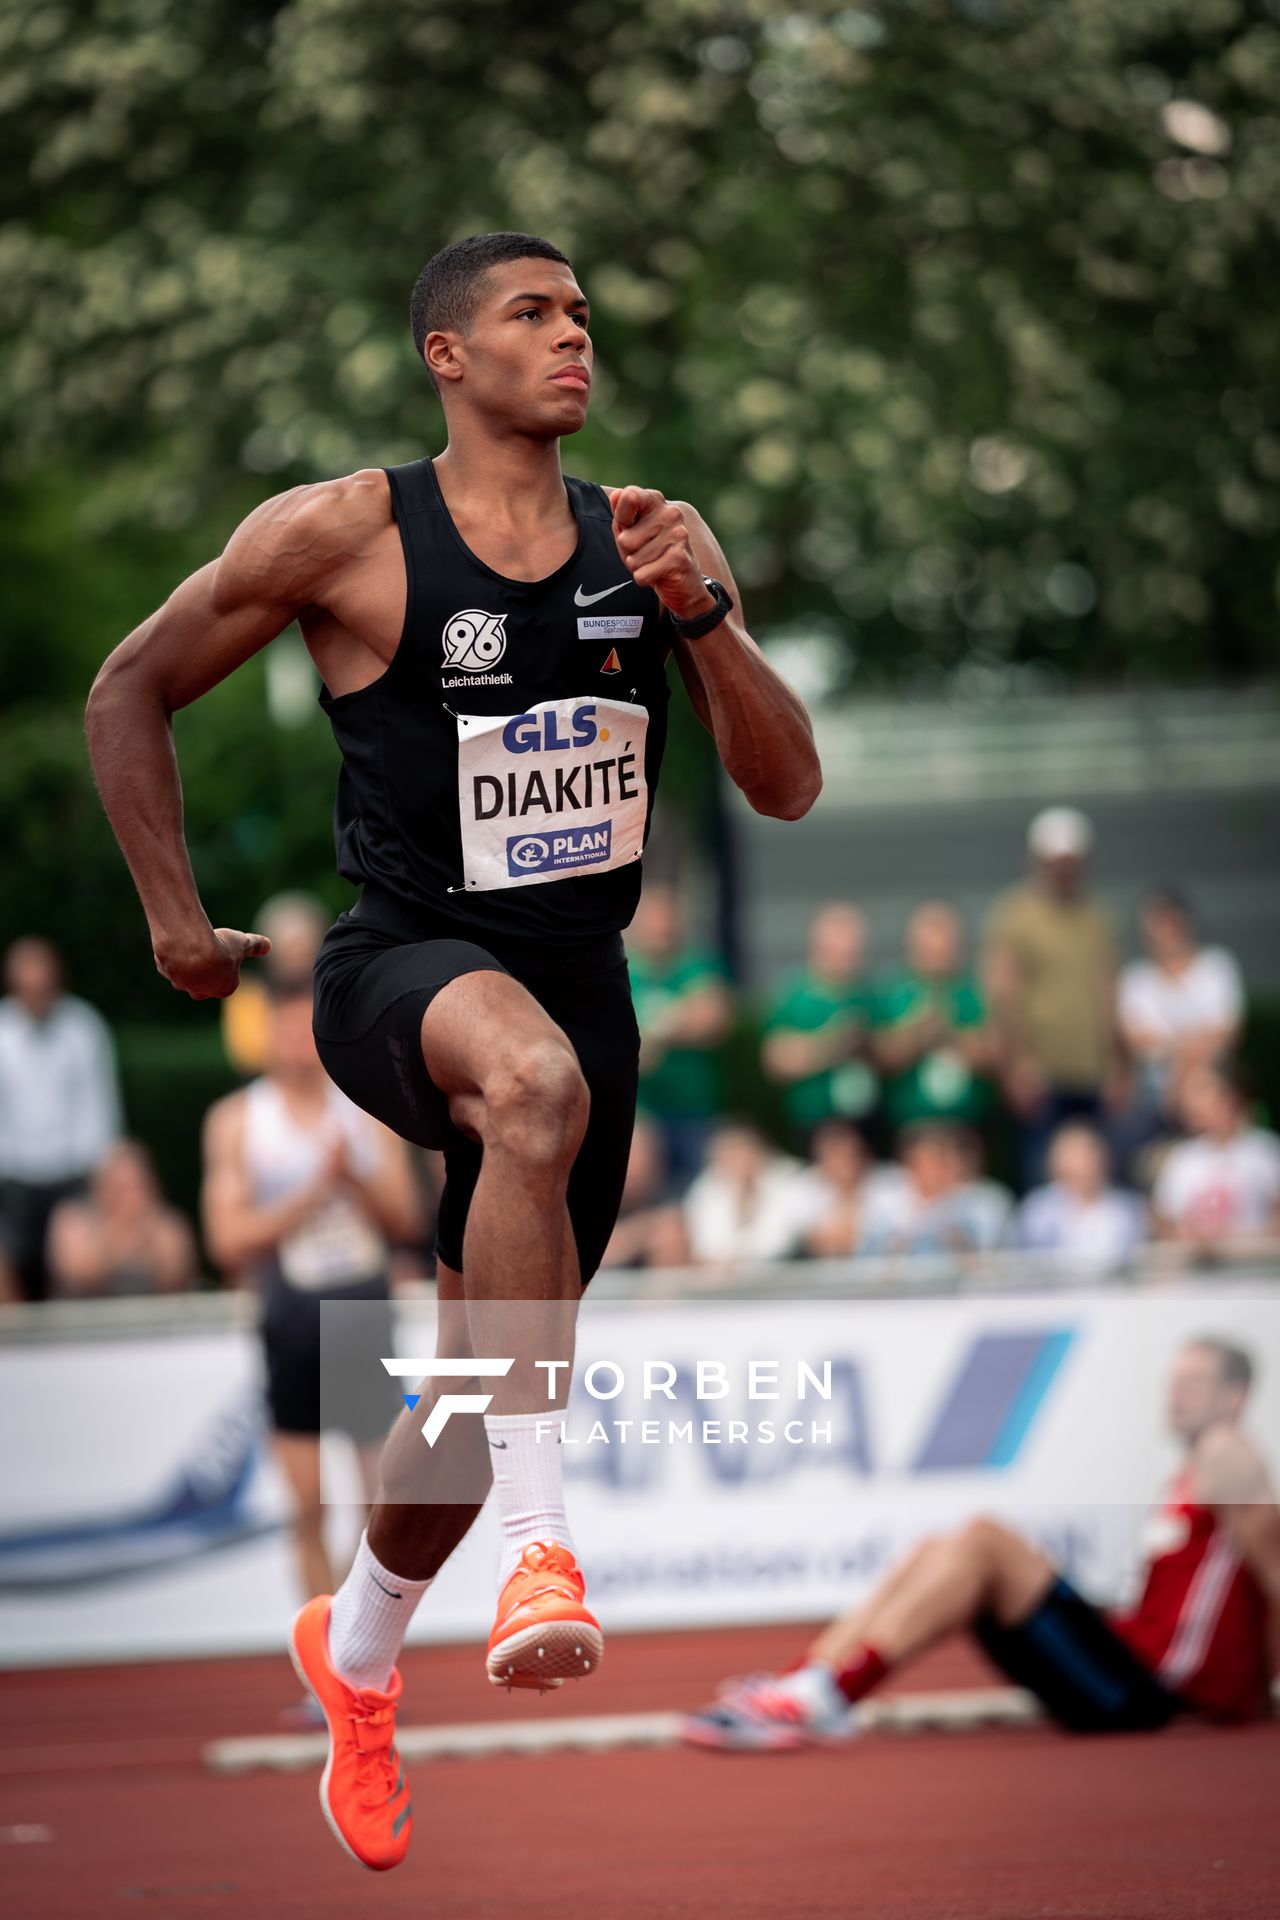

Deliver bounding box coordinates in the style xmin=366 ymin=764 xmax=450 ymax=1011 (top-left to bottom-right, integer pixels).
xmin=574 ymin=581 xmax=629 ymax=607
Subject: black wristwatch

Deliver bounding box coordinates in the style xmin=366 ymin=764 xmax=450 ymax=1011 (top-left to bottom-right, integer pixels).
xmin=669 ymin=577 xmax=733 ymax=641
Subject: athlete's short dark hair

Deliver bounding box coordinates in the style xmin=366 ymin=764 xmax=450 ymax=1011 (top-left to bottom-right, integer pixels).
xmin=409 ymin=232 xmax=573 ymax=372
xmin=1187 ymin=1337 xmax=1254 ymax=1394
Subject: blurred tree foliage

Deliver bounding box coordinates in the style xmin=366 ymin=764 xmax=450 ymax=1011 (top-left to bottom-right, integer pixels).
xmin=2 ymin=0 xmax=1279 ymax=1013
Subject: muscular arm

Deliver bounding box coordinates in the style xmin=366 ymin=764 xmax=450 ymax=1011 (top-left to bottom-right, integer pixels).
xmin=84 ymin=473 xmax=386 ymax=998
xmin=608 ymin=488 xmax=822 ymax=821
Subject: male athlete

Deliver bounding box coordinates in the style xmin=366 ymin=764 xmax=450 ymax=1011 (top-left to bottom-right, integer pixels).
xmin=85 ymin=231 xmax=821 ymax=1870
xmin=684 ymin=1337 xmax=1279 ymax=1748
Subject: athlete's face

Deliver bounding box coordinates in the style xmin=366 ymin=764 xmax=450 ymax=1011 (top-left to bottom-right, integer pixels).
xmin=1167 ymin=1344 xmax=1245 ymax=1444
xmin=434 ymin=259 xmax=593 ymax=435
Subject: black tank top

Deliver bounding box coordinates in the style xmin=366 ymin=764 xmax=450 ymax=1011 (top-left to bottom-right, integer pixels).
xmin=320 ymin=459 xmax=671 ymax=943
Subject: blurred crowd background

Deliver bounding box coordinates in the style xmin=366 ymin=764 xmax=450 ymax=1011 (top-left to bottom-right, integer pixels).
xmin=3 ymin=793 xmax=1278 ymax=1302
xmin=2 ymin=1 xmax=1278 ymax=1305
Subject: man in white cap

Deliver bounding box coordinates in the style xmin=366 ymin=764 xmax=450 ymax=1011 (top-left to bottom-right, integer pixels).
xmin=983 ymin=806 xmax=1122 ymax=1187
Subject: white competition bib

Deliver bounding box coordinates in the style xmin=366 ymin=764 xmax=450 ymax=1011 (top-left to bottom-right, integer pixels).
xmin=456 ymin=696 xmax=649 ymax=893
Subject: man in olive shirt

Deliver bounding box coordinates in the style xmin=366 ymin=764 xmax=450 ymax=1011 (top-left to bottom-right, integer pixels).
xmin=873 ymin=901 xmax=996 ymax=1135
xmin=627 ymin=883 xmax=732 ymax=1192
xmin=983 ymin=808 xmax=1121 ymax=1187
xmin=762 ymin=902 xmax=879 ymax=1143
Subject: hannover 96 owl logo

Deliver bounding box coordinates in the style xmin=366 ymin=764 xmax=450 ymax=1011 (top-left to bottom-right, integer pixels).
xmin=442 ymin=609 xmax=509 ymax=674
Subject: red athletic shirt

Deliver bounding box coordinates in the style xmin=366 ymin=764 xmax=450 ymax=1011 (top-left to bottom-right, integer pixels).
xmin=1108 ymin=1470 xmax=1272 ymax=1720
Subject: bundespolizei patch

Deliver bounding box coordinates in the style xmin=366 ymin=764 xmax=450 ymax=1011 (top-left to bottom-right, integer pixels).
xmin=577 ymin=614 xmax=644 ymax=640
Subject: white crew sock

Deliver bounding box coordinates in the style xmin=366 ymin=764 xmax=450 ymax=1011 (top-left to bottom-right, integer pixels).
xmin=777 ymin=1664 xmax=849 ymax=1720
xmin=327 ymin=1531 xmax=433 ymax=1692
xmin=484 ymin=1409 xmax=575 ymax=1588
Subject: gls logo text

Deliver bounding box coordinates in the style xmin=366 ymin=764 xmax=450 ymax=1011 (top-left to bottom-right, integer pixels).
xmin=382 ymin=1357 xmax=513 ymax=1445
xmin=443 ymin=609 xmax=508 ymax=674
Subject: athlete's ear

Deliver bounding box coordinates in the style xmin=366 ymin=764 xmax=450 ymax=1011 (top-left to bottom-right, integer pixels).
xmin=424 ymin=330 xmax=464 ymax=386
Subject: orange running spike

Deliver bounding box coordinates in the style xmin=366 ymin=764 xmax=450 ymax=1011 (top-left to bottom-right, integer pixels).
xmin=485 ymin=1542 xmax=604 ymax=1690
xmin=290 ymin=1597 xmax=413 ymax=1871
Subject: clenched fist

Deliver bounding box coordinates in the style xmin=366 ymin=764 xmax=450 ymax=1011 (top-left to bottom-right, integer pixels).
xmin=607 ymin=487 xmax=716 ymax=623
xmin=153 ymin=925 xmax=272 ymax=1001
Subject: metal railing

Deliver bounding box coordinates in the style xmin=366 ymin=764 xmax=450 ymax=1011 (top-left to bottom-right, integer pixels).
xmin=3 ymin=1245 xmax=1277 ymax=1341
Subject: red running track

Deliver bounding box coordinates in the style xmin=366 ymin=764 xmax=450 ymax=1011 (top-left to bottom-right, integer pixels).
xmin=4 ymin=1625 xmax=1278 ymax=1919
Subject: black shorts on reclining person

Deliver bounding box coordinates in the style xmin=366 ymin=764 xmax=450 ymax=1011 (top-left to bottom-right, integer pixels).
xmin=311 ymin=887 xmax=641 ymax=1285
xmin=974 ymin=1578 xmax=1182 ymax=1733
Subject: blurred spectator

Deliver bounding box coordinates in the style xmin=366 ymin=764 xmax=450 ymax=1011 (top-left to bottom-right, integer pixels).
xmin=1153 ymin=1067 xmax=1280 ymax=1260
xmin=1118 ymin=888 xmax=1244 ymax=1120
xmin=221 ymin=892 xmax=331 ymax=1078
xmin=984 ymin=808 xmax=1121 ymax=1189
xmin=793 ymin=1120 xmax=877 ymax=1260
xmin=627 ymin=883 xmax=732 ymax=1191
xmin=46 ymin=1140 xmax=197 ymax=1297
xmin=202 ymin=982 xmax=423 ymax=1608
xmin=762 ymin=903 xmax=878 ymax=1141
xmin=872 ymin=902 xmax=996 ymax=1135
xmin=858 ymin=1123 xmax=1013 ymax=1260
xmin=1016 ymin=1124 xmax=1146 ymax=1280
xmin=600 ymin=1115 xmax=690 ymax=1270
xmin=683 ymin=1122 xmax=808 ymax=1266
xmin=0 ymin=936 xmax=122 ymax=1301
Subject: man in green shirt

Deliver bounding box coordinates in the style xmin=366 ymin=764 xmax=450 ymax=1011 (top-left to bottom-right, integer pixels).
xmin=872 ymin=901 xmax=996 ymax=1134
xmin=762 ymin=903 xmax=879 ymax=1141
xmin=627 ymin=883 xmax=732 ymax=1190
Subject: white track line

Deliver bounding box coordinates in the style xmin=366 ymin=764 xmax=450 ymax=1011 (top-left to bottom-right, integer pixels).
xmin=203 ymin=1688 xmax=1040 ymax=1775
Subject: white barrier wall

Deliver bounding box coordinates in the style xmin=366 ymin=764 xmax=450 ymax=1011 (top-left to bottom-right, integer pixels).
xmin=1 ymin=1286 xmax=1277 ymax=1667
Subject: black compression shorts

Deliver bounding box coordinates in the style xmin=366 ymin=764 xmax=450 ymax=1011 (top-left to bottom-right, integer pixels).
xmin=260 ymin=1266 xmax=397 ymax=1440
xmin=311 ymin=888 xmax=640 ymax=1284
xmin=974 ymin=1577 xmax=1181 ymax=1733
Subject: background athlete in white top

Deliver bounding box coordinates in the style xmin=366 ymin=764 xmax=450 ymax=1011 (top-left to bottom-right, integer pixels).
xmin=202 ymin=983 xmax=421 ymax=1605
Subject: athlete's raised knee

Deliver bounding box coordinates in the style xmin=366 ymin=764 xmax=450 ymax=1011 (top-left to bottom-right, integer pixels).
xmin=479 ymin=1038 xmax=589 ymax=1166
xmin=957 ymin=1514 xmax=1019 ymax=1566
